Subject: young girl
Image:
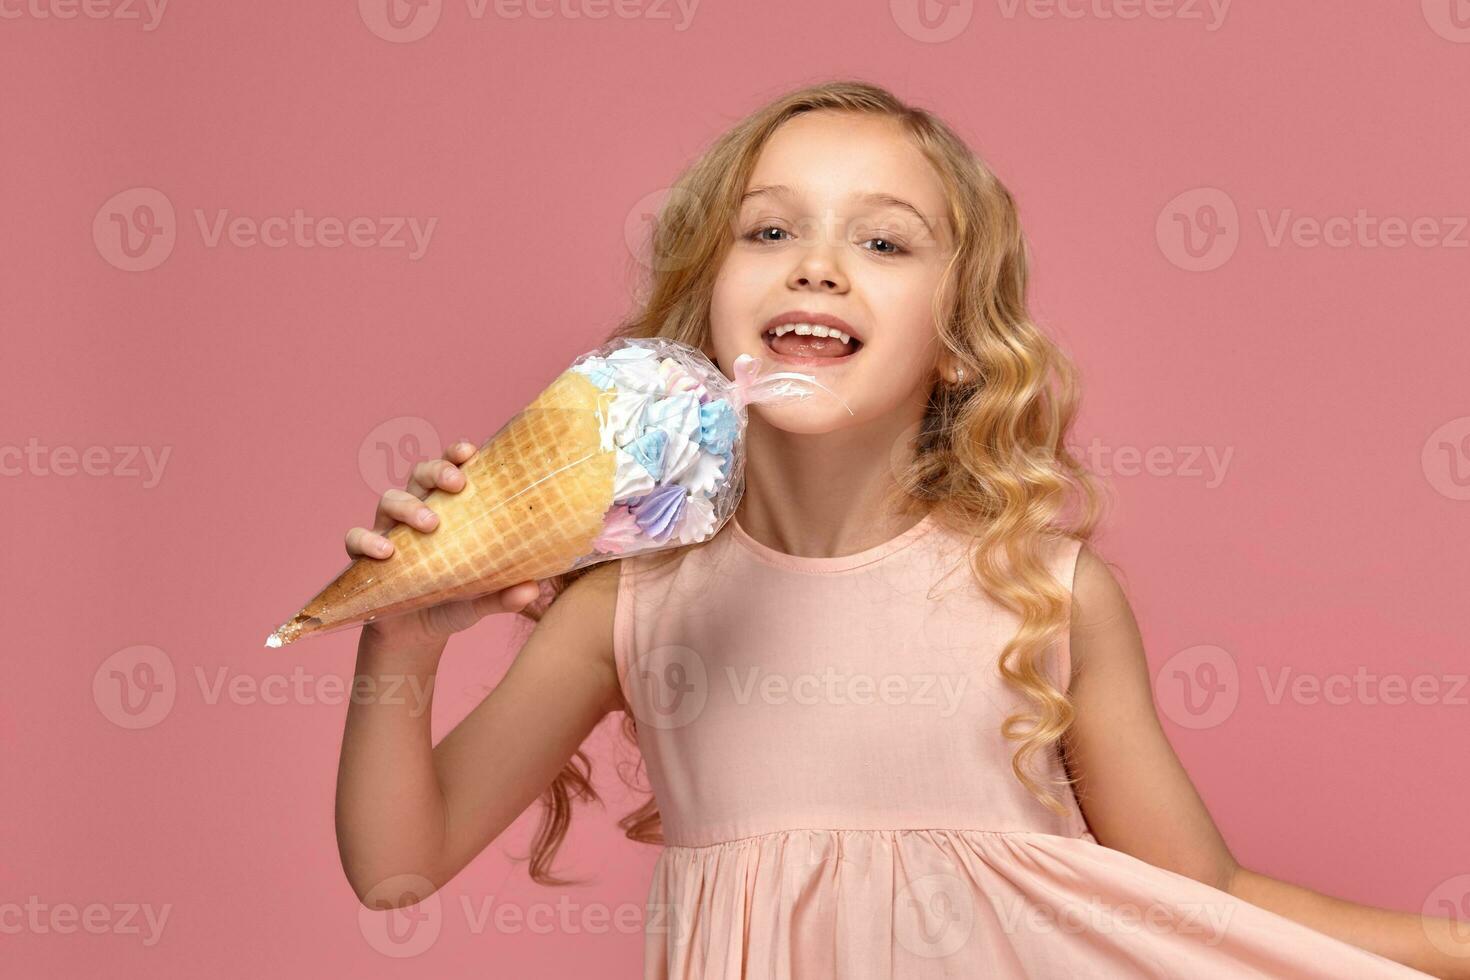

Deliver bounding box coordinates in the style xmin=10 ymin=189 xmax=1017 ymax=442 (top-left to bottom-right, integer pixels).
xmin=335 ymin=81 xmax=1464 ymax=978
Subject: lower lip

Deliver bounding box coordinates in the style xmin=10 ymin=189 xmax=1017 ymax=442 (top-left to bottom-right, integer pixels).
xmin=759 ymin=333 xmax=863 ymax=367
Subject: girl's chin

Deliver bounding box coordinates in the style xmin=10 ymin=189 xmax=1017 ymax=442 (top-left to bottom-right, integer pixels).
xmin=750 ymin=398 xmax=863 ymax=434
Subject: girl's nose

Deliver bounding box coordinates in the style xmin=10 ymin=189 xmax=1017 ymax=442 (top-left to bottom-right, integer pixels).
xmin=788 ymin=254 xmax=847 ymax=292
xmin=793 ymin=273 xmax=842 ymax=291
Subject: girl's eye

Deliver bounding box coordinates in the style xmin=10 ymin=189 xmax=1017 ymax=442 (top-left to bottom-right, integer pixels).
xmin=863 ymin=237 xmax=908 ymax=256
xmin=745 ymin=225 xmax=790 ymax=243
xmin=744 ymin=225 xmax=909 ymax=255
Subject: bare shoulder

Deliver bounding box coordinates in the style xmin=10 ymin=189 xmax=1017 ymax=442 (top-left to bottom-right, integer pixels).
xmin=1068 ymin=544 xmax=1145 ymax=676
xmin=1071 ymin=545 xmax=1131 ymax=624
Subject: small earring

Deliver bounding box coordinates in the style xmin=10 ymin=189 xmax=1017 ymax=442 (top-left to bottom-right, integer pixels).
xmin=954 ymin=366 xmax=966 ymax=385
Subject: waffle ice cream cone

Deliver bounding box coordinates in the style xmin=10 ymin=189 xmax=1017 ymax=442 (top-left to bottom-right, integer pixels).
xmin=265 ymin=370 xmax=618 ymax=647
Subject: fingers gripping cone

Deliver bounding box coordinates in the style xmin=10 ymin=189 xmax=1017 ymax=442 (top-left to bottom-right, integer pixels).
xmin=265 ymin=371 xmax=617 ymax=648
xmin=264 ymin=337 xmax=854 ymax=649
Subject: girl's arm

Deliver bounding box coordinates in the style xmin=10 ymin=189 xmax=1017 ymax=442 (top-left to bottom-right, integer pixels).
xmin=1227 ymin=868 xmax=1470 ymax=979
xmin=1060 ymin=547 xmax=1469 ymax=978
xmin=335 ymin=559 xmax=623 ymax=906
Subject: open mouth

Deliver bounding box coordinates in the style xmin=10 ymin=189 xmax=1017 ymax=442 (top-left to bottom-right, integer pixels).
xmin=761 ymin=324 xmax=864 ymax=363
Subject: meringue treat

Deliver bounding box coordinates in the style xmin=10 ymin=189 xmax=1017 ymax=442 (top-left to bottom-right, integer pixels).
xmin=264 ymin=337 xmax=770 ymax=648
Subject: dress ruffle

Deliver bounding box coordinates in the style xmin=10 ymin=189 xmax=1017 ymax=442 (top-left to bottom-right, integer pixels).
xmin=643 ymin=828 xmax=1430 ymax=979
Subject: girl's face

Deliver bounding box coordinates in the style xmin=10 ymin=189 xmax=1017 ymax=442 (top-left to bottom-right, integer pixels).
xmin=708 ymin=110 xmax=954 ymax=435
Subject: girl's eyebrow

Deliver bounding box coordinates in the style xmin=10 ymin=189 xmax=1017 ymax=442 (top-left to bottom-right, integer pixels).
xmin=741 ymin=183 xmax=935 ymax=236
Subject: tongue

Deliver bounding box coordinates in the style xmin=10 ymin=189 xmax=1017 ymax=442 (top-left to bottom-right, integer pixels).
xmin=770 ymin=332 xmax=854 ymax=358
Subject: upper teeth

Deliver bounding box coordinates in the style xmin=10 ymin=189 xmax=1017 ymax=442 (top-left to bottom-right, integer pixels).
xmin=766 ymin=323 xmax=855 ymax=344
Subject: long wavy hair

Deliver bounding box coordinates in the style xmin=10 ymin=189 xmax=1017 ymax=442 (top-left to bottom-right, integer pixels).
xmin=504 ymin=79 xmax=1105 ymax=885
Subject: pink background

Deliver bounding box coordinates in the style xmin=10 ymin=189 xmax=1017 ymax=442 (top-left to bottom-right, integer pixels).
xmin=5 ymin=1 xmax=1469 ymax=975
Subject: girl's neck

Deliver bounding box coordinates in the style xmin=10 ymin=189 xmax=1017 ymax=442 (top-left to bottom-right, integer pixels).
xmin=735 ymin=405 xmax=932 ymax=560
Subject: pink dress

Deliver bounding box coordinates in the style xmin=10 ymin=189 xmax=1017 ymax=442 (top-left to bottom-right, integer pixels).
xmin=613 ymin=509 xmax=1433 ymax=978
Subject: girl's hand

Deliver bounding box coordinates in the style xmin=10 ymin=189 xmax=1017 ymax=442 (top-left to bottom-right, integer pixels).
xmin=345 ymin=440 xmax=542 ymax=650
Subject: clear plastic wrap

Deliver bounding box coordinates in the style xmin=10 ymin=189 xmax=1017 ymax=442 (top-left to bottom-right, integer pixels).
xmin=265 ymin=336 xmax=850 ymax=647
